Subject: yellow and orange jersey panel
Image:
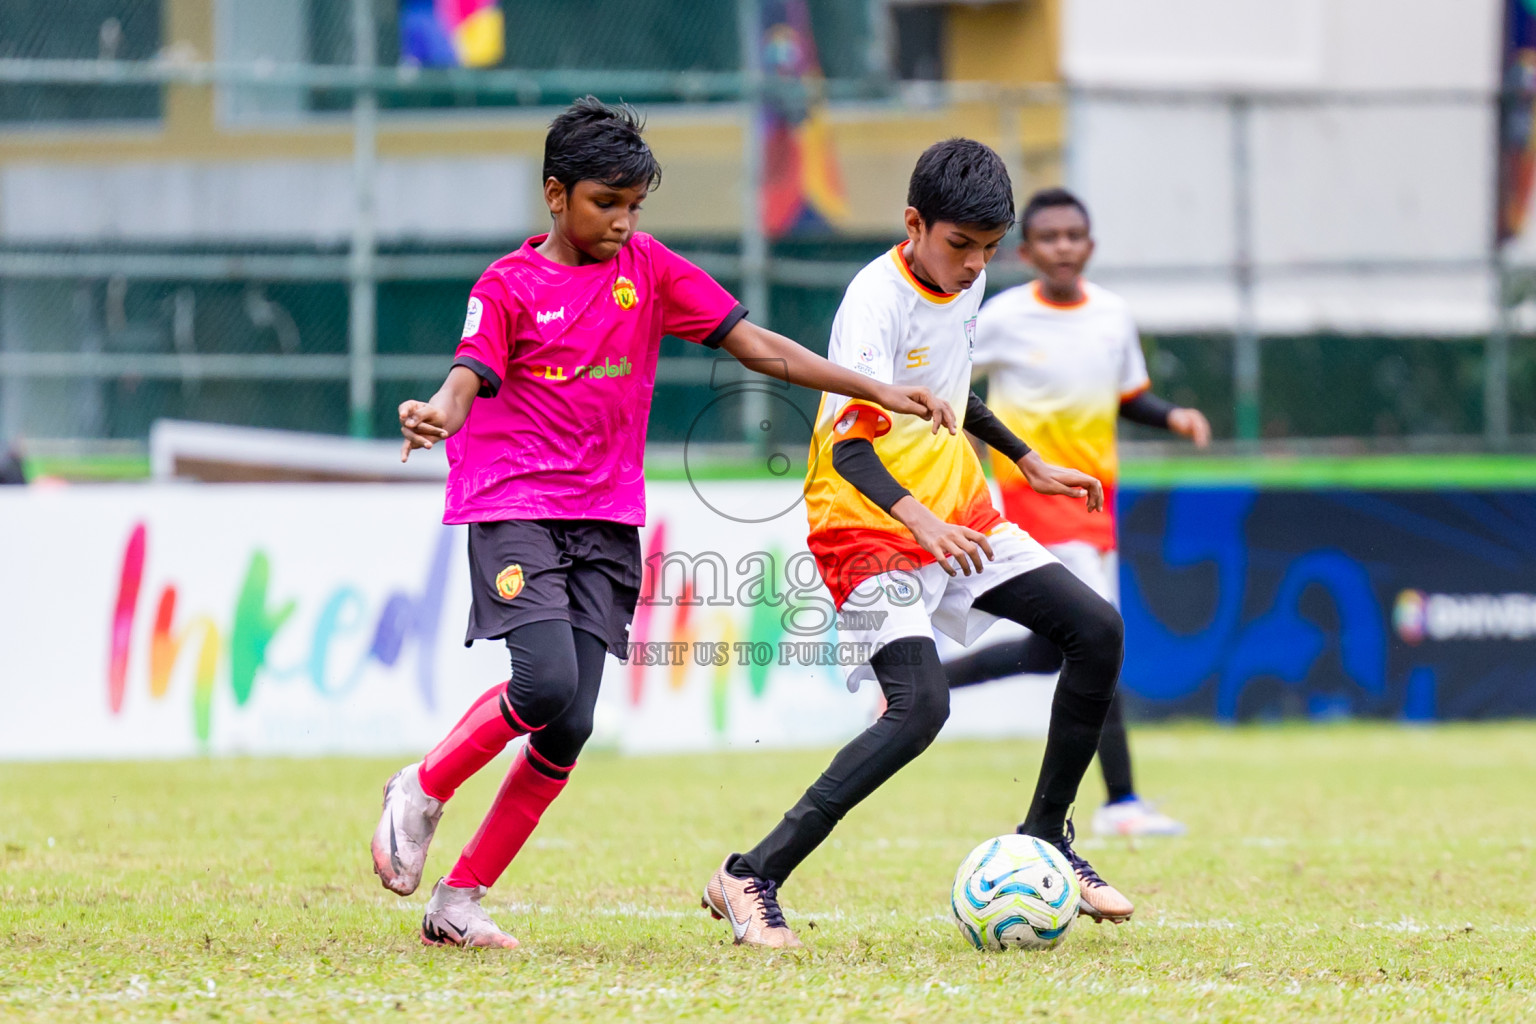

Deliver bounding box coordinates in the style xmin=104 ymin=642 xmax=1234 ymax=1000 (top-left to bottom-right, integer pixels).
xmin=805 ymin=242 xmax=1003 ymax=606
xmin=972 ymin=280 xmax=1149 ymax=551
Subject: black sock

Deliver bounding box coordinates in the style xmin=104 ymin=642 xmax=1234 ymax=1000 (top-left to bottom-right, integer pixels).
xmin=733 ymin=638 xmax=950 ymax=884
xmin=944 ymin=633 xmax=1064 ymax=688
xmin=1096 ymin=692 xmax=1136 ymax=803
xmin=971 ymin=564 xmax=1124 ymax=843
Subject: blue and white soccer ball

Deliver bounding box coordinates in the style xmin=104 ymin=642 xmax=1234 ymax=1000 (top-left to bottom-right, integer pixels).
xmin=950 ymin=834 xmax=1081 ymax=950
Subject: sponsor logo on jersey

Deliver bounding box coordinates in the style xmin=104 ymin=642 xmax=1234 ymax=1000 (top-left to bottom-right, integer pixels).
xmin=1394 ymin=588 xmax=1536 ymax=643
xmin=530 ymin=357 xmax=634 ymax=382
xmin=613 ymin=276 xmax=639 ymax=310
xmin=536 ymin=307 xmax=565 ymax=326
xmin=496 ymin=564 xmax=525 ymax=601
xmin=461 ymin=297 xmax=484 ymax=338
xmin=905 ymin=346 xmax=931 ymax=369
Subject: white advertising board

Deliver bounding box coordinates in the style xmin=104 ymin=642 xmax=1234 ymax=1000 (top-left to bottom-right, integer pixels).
xmin=0 ymin=482 xmax=1050 ymax=761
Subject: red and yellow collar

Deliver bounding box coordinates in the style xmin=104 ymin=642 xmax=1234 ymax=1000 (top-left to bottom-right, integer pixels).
xmin=891 ymin=241 xmax=960 ymax=304
xmin=1030 ymin=279 xmax=1089 ymax=310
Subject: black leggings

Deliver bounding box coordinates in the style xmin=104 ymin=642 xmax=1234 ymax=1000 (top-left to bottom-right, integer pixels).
xmin=503 ymin=619 xmax=608 ymax=778
xmin=944 ymin=633 xmax=1136 ymax=803
xmin=733 ymin=563 xmax=1122 ymax=885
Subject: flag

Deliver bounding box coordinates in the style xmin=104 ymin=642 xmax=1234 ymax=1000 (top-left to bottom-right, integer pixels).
xmin=760 ymin=0 xmax=849 ymax=237
xmin=1499 ymin=0 xmax=1536 ymax=241
xmin=400 ymin=0 xmax=504 ymax=69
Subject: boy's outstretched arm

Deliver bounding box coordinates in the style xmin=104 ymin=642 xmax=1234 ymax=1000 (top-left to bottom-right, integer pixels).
xmin=827 ymin=400 xmax=994 ymax=579
xmin=719 ymin=320 xmax=957 ymax=435
xmin=964 ymin=392 xmax=1105 ymax=511
xmin=1120 ymin=389 xmax=1211 ymax=447
xmin=398 ymin=365 xmax=482 ymax=461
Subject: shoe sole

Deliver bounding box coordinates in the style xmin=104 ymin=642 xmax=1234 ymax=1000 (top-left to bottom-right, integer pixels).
xmin=419 ymin=930 xmax=520 ymax=950
xmin=1078 ymin=904 xmax=1133 ymax=924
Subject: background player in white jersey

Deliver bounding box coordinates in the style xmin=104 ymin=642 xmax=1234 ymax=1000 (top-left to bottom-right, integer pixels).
xmin=704 ymin=141 xmax=1137 ymax=948
xmin=951 ymin=187 xmax=1212 ymax=838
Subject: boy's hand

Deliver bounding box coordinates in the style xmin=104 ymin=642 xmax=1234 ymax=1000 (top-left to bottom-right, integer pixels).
xmin=877 ymin=383 xmax=958 ymax=435
xmin=1168 ymin=407 xmax=1212 ymax=448
xmin=890 ymin=496 xmax=994 ymax=576
xmin=399 ymin=400 xmax=450 ymax=461
xmin=1017 ymin=452 xmax=1104 ymax=512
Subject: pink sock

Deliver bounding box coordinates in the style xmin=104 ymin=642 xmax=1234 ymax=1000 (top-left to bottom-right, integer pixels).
xmin=445 ymin=748 xmax=570 ymax=889
xmin=417 ymin=682 xmax=532 ymax=801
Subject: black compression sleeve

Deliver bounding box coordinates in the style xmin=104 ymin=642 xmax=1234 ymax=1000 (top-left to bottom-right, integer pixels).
xmin=964 ymin=392 xmax=1031 ymax=462
xmin=832 ymin=438 xmax=911 ymax=514
xmin=1119 ymin=389 xmax=1178 ymax=429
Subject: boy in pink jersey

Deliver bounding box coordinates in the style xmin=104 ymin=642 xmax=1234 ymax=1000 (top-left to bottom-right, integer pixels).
xmin=369 ymin=97 xmax=955 ymax=949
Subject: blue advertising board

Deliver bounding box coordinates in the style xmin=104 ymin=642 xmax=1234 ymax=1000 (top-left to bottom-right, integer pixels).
xmin=1118 ymin=489 xmax=1536 ymax=721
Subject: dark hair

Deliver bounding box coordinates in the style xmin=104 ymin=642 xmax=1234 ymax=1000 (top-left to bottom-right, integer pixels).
xmin=1019 ymin=187 xmax=1091 ymax=239
xmin=906 ymin=138 xmax=1014 ymax=229
xmin=543 ymin=96 xmax=662 ymax=193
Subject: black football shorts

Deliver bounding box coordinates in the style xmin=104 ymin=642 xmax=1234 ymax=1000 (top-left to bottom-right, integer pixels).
xmin=464 ymin=519 xmax=642 ymax=656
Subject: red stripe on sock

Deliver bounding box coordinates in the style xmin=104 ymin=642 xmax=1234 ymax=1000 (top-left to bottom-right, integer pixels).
xmin=499 ymin=693 xmax=541 ymax=735
xmin=524 ymin=743 xmax=575 ymax=775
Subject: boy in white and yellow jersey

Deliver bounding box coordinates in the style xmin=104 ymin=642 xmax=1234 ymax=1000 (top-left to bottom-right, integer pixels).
xmin=953 ymin=188 xmax=1211 ymax=839
xmin=704 ymin=142 xmax=1136 ymax=949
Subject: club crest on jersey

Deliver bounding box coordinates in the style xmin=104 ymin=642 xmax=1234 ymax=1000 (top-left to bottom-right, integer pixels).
xmin=886 ymin=576 xmax=918 ymax=604
xmin=964 ymin=316 xmax=977 ymax=355
xmin=495 ymin=564 xmax=525 ymax=601
xmin=613 ymin=276 xmax=639 ymax=310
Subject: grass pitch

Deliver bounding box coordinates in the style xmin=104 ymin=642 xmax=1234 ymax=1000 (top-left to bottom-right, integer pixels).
xmin=2 ymin=723 xmax=1533 ymax=1023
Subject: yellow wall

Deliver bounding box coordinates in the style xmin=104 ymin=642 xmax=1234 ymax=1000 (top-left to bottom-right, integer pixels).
xmin=0 ymin=0 xmax=1065 ymax=235
xmin=947 ymin=0 xmax=1061 ymax=84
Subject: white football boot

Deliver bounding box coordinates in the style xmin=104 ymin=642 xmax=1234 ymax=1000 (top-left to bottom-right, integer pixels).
xmin=1091 ymin=797 xmax=1187 ymax=838
xmin=370 ymin=763 xmax=444 ymax=896
xmin=419 ymin=879 xmax=520 ymax=949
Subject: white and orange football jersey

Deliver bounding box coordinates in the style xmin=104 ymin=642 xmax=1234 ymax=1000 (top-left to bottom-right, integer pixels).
xmin=972 ymin=280 xmax=1150 ymax=551
xmin=804 ymin=241 xmax=1005 ymax=606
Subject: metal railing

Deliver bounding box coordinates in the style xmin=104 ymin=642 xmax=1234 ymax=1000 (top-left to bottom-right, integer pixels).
xmin=0 ymin=2 xmax=1527 ymax=452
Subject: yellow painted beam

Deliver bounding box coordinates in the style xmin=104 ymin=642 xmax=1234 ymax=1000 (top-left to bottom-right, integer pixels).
xmin=0 ymin=0 xmax=1066 ymax=234
xmin=946 ymin=0 xmax=1061 ymax=85
xmin=163 ymin=0 xmax=216 ymax=144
